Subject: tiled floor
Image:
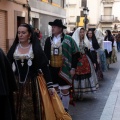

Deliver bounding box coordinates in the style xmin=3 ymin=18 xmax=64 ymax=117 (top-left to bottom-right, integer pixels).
xmin=100 ymin=70 xmax=120 ymax=120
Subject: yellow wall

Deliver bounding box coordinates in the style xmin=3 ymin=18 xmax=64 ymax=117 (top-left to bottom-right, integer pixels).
xmin=41 ymin=0 xmax=48 ymax=3
xmin=41 ymin=0 xmax=61 ymax=7
xmin=76 ymin=17 xmax=85 ymax=27
xmin=76 ymin=17 xmax=89 ymax=27
xmin=52 ymin=3 xmax=60 ymax=7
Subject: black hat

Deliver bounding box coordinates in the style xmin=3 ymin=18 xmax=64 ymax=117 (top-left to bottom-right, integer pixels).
xmin=49 ymin=19 xmax=67 ymax=29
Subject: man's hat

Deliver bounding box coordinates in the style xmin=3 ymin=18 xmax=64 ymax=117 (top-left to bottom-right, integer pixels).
xmin=49 ymin=19 xmax=67 ymax=29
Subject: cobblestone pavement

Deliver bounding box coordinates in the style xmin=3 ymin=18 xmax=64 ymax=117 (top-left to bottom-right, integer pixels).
xmin=69 ymin=53 xmax=120 ymax=120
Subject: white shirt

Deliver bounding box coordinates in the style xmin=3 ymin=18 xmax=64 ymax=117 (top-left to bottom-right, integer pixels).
xmin=53 ymin=34 xmax=62 ymax=44
xmin=89 ymin=39 xmax=94 ymax=51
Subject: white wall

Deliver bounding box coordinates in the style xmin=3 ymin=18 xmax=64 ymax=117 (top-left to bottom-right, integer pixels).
xmin=87 ymin=0 xmax=101 ymax=25
xmin=66 ymin=0 xmax=81 ymax=23
xmin=112 ymin=1 xmax=120 ymax=20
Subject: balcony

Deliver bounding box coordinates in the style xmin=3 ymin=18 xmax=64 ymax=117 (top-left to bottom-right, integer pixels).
xmin=102 ymin=0 xmax=114 ymax=3
xmin=100 ymin=15 xmax=114 ymax=23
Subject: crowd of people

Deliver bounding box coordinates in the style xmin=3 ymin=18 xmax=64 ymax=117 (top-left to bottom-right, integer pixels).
xmin=0 ymin=19 xmax=118 ymax=120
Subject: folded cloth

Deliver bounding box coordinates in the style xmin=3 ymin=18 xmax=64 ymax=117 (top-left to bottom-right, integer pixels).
xmin=51 ymin=90 xmax=72 ymax=120
xmin=37 ymin=74 xmax=56 ymax=120
xmin=37 ymin=74 xmax=72 ymax=120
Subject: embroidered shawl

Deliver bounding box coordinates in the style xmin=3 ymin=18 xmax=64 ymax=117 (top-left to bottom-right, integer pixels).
xmin=59 ymin=35 xmax=79 ymax=85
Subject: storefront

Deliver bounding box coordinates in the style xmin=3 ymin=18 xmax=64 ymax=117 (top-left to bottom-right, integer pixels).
xmin=0 ymin=0 xmax=28 ymax=52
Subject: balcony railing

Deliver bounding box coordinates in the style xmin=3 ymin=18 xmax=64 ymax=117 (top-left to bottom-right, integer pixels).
xmin=102 ymin=0 xmax=114 ymax=3
xmin=100 ymin=15 xmax=114 ymax=23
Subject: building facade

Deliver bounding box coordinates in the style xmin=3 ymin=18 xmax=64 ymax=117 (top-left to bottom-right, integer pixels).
xmin=99 ymin=0 xmax=120 ymax=32
xmin=29 ymin=0 xmax=66 ymax=46
xmin=66 ymin=0 xmax=88 ymax=31
xmin=0 ymin=0 xmax=66 ymax=52
xmin=0 ymin=0 xmax=28 ymax=52
xmin=88 ymin=0 xmax=120 ymax=32
xmin=66 ymin=0 xmax=120 ymax=32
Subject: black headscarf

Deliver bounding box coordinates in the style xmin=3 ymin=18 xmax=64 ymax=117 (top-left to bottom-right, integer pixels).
xmin=104 ymin=30 xmax=113 ymax=40
xmin=104 ymin=30 xmax=114 ymax=46
xmin=87 ymin=29 xmax=100 ymax=50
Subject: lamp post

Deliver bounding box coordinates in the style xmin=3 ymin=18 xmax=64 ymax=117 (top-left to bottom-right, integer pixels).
xmin=83 ymin=7 xmax=89 ymax=30
xmin=26 ymin=0 xmax=31 ymax=24
xmin=23 ymin=0 xmax=31 ymax=24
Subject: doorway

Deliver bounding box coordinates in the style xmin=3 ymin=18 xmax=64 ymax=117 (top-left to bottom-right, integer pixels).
xmin=32 ymin=18 xmax=39 ymax=29
xmin=17 ymin=16 xmax=25 ymax=28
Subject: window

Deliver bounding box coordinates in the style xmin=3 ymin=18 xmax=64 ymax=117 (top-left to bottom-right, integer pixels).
xmin=81 ymin=0 xmax=87 ymax=7
xmin=48 ymin=0 xmax=52 ymax=3
xmin=80 ymin=11 xmax=84 ymax=17
xmin=104 ymin=7 xmax=112 ymax=15
xmin=61 ymin=0 xmax=64 ymax=8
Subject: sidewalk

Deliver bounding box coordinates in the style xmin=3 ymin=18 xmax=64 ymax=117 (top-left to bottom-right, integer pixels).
xmin=100 ymin=70 xmax=120 ymax=120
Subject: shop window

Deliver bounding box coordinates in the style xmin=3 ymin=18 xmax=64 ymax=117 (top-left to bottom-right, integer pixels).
xmin=48 ymin=0 xmax=52 ymax=3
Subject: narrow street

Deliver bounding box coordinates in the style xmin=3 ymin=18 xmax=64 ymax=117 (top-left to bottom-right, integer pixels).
xmin=69 ymin=53 xmax=120 ymax=120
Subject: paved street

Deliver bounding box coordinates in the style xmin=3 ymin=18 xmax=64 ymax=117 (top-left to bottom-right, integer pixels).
xmin=69 ymin=52 xmax=120 ymax=120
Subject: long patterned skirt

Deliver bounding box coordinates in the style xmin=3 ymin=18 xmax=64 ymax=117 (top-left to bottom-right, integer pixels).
xmin=105 ymin=47 xmax=117 ymax=67
xmin=73 ymin=55 xmax=99 ymax=96
xmin=90 ymin=50 xmax=103 ymax=80
xmin=109 ymin=47 xmax=117 ymax=64
xmin=97 ymin=49 xmax=108 ymax=72
xmin=14 ymin=77 xmax=42 ymax=120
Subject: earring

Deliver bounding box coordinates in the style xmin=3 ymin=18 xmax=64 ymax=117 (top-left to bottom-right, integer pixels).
xmin=28 ymin=39 xmax=31 ymax=43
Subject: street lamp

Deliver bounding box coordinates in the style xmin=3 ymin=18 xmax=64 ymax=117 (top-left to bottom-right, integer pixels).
xmin=83 ymin=7 xmax=89 ymax=30
xmin=23 ymin=0 xmax=31 ymax=24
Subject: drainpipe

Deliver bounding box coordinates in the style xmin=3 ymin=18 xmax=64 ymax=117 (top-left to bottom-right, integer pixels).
xmin=23 ymin=0 xmax=31 ymax=24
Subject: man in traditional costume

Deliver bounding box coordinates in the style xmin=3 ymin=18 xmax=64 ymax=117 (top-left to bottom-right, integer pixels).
xmin=44 ymin=19 xmax=79 ymax=112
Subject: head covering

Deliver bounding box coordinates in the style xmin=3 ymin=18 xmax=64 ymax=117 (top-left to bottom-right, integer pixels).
xmin=87 ymin=29 xmax=100 ymax=50
xmin=95 ymin=28 xmax=104 ymax=40
xmin=49 ymin=19 xmax=67 ymax=29
xmin=72 ymin=27 xmax=90 ymax=49
xmin=95 ymin=28 xmax=104 ymax=48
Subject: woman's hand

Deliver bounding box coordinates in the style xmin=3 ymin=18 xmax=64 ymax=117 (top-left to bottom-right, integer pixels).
xmin=48 ymin=88 xmax=55 ymax=96
xmin=93 ymin=63 xmax=96 ymax=69
xmin=70 ymin=68 xmax=75 ymax=77
xmin=97 ymin=59 xmax=100 ymax=64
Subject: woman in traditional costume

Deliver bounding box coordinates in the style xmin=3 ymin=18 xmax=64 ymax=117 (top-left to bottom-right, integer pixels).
xmin=7 ymin=23 xmax=54 ymax=120
xmin=72 ymin=27 xmax=99 ymax=100
xmin=87 ymin=29 xmax=103 ymax=80
xmin=104 ymin=30 xmax=117 ymax=65
xmin=94 ymin=28 xmax=108 ymax=72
